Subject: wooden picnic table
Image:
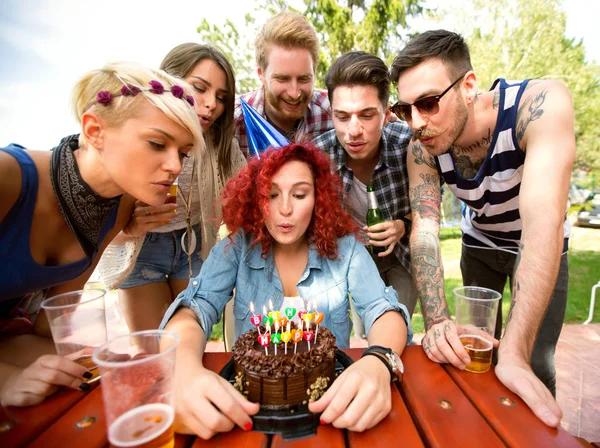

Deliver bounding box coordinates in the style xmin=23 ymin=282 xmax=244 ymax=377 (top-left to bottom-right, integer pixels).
xmin=0 ymin=346 xmax=589 ymax=447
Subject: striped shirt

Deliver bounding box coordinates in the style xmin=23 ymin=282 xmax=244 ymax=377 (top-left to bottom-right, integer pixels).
xmin=435 ymin=78 xmax=570 ymax=254
xmin=233 ymin=87 xmax=333 ymax=159
xmin=313 ymin=121 xmax=413 ymax=272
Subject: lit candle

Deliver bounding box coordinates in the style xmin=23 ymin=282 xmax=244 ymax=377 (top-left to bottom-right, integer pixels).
xmin=313 ymin=311 xmax=324 ymax=344
xmin=258 ymin=333 xmax=270 ymax=355
xmin=292 ymin=328 xmax=303 ymax=354
xmin=304 ymin=330 xmax=314 ymax=351
xmin=262 ymin=305 xmax=271 ymax=334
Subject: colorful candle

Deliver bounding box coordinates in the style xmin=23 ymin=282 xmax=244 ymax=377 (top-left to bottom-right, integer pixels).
xmin=313 ymin=311 xmax=324 ymax=343
xmin=304 ymin=330 xmax=314 ymax=351
xmin=291 ymin=328 xmax=303 ymax=354
xmin=282 ymin=321 xmax=292 ymax=355
xmin=258 ymin=333 xmax=270 ymax=355
xmin=284 ymin=307 xmax=296 ymax=320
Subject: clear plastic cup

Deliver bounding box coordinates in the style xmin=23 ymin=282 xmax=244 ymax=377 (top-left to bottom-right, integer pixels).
xmin=93 ymin=330 xmax=179 ymax=448
xmin=454 ymin=286 xmax=502 ymax=373
xmin=41 ymin=289 xmax=107 ymax=382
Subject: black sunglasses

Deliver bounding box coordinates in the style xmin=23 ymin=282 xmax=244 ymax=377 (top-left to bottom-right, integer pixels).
xmin=391 ymin=72 xmax=468 ymax=122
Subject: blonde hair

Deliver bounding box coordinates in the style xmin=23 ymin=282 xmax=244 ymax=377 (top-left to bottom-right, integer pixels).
xmin=255 ymin=11 xmax=319 ymax=72
xmin=71 ymin=61 xmax=203 ymax=154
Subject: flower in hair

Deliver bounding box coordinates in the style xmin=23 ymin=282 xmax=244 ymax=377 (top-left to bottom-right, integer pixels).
xmin=149 ymin=80 xmax=165 ymax=94
xmin=97 ymin=91 xmax=113 ymax=106
xmin=120 ymin=84 xmax=141 ymax=97
xmin=171 ymin=85 xmax=184 ymax=99
xmin=186 ymin=95 xmax=195 ymax=106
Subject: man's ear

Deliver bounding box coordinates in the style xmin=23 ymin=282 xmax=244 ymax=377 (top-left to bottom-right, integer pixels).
xmin=383 ymin=103 xmax=392 ymax=126
xmin=463 ymin=71 xmax=478 ymax=104
xmin=257 ymin=66 xmax=266 ymax=87
xmin=81 ymin=112 xmax=105 ymax=150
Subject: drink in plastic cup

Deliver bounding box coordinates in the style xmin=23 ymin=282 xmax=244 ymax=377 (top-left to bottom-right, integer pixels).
xmin=454 ymin=286 xmax=501 ymax=373
xmin=93 ymin=330 xmax=179 ymax=448
xmin=41 ymin=289 xmax=107 ymax=382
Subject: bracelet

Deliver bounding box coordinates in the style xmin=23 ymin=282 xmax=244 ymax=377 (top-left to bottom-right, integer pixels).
xmin=361 ymin=352 xmax=395 ymax=382
xmin=398 ymin=216 xmax=412 ymax=237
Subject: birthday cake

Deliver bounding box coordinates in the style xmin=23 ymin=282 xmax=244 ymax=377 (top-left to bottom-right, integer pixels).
xmin=231 ymin=318 xmax=337 ymax=412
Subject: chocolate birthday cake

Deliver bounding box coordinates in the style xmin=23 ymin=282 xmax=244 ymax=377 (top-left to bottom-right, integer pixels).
xmin=231 ymin=323 xmax=337 ymax=411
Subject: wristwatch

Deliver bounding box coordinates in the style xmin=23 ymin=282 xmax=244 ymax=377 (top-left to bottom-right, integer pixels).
xmin=361 ymin=345 xmax=404 ymax=383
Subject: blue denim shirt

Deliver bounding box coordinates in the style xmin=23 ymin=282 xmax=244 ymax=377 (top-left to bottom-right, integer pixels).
xmin=159 ymin=230 xmax=412 ymax=348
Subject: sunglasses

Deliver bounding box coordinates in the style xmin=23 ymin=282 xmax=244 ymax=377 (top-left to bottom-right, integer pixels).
xmin=391 ymin=72 xmax=468 ymax=122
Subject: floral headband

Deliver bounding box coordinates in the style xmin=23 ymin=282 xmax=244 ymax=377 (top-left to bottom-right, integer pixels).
xmin=96 ymin=80 xmax=195 ymax=107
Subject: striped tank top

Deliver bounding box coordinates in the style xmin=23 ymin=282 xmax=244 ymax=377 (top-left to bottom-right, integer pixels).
xmin=434 ymin=78 xmax=570 ymax=254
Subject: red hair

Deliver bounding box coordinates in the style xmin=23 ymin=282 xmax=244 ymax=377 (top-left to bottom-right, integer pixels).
xmin=220 ymin=142 xmax=358 ymax=259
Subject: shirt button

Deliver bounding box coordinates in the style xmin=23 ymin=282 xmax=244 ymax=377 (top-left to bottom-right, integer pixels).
xmin=192 ymin=281 xmax=198 ymax=286
xmin=385 ymin=288 xmax=389 ymax=293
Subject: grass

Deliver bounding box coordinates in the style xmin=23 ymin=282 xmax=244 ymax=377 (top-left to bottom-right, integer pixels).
xmin=208 ymin=225 xmax=600 ymax=340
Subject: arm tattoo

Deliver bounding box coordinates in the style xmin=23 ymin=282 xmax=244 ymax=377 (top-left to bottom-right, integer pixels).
xmin=411 ymin=230 xmax=449 ymax=329
xmin=516 ymin=89 xmax=547 ymax=143
xmin=508 ymin=243 xmax=524 ymax=324
xmin=409 ymin=173 xmax=441 ymax=220
xmin=412 ymin=142 xmax=437 ymax=169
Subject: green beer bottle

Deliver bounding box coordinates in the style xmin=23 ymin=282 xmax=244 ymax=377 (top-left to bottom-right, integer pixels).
xmin=366 ymin=185 xmax=387 ymax=255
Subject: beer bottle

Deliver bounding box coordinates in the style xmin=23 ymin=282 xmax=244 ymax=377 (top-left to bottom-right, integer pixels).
xmin=366 ymin=185 xmax=387 ymax=255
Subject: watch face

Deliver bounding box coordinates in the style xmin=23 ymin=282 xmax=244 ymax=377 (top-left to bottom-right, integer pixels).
xmin=386 ymin=351 xmax=404 ymax=375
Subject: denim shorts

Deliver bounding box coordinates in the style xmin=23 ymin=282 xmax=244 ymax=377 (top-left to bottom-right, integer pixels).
xmin=120 ymin=225 xmax=203 ymax=289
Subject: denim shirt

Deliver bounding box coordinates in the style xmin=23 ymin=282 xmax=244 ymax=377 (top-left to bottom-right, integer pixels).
xmin=159 ymin=230 xmax=412 ymax=348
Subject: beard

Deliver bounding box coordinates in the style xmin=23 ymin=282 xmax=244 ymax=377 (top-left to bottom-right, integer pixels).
xmin=265 ymin=88 xmax=311 ymax=121
xmin=417 ymin=98 xmax=469 ymax=157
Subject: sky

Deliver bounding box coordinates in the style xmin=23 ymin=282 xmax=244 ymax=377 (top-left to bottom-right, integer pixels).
xmin=0 ymin=0 xmax=598 ymax=150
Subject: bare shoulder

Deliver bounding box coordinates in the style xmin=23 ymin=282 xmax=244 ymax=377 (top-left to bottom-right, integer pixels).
xmin=516 ymin=79 xmax=574 ymax=148
xmin=0 ymin=150 xmax=25 ymax=223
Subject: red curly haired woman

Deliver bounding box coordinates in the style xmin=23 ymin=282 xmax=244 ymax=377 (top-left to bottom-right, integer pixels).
xmin=159 ymin=142 xmax=412 ymax=439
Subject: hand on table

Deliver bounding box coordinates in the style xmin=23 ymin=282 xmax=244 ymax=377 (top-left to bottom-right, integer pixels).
xmin=495 ymin=359 xmax=562 ymax=428
xmin=363 ymin=219 xmax=406 ymax=257
xmin=1 ymin=355 xmax=90 ymax=407
xmin=309 ymin=355 xmax=392 ymax=431
xmin=421 ymin=319 xmax=500 ymax=369
xmin=172 ymin=360 xmax=259 ymax=439
xmin=123 ymin=200 xmax=178 ymax=238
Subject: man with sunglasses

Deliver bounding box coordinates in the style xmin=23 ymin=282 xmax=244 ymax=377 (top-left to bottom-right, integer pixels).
xmin=390 ymin=30 xmax=575 ymax=428
xmin=313 ymin=51 xmax=416 ymax=332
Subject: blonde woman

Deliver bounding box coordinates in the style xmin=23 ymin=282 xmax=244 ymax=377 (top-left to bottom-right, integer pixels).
xmin=98 ymin=44 xmax=246 ymax=332
xmin=0 ymin=62 xmax=202 ymax=406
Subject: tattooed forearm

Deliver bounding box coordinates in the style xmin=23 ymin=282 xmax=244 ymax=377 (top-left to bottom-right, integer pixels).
xmin=412 ymin=142 xmax=437 ymax=169
xmin=516 ymin=89 xmax=547 ymax=143
xmin=411 ymin=230 xmax=449 ymax=329
xmin=508 ymin=243 xmax=524 ymax=324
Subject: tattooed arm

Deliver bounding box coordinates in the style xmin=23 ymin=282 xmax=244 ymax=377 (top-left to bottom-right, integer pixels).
xmin=495 ymin=80 xmax=575 ymax=428
xmin=407 ymin=142 xmax=471 ymax=368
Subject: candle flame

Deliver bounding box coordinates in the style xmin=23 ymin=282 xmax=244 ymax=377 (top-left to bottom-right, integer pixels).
xmin=250 ymin=302 xmax=255 ymax=314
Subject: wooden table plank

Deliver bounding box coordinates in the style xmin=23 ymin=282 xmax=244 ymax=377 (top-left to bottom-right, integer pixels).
xmin=27 ymin=385 xmax=107 ymax=448
xmin=345 ymin=348 xmax=425 ymax=448
xmin=444 ymin=364 xmax=587 ymax=447
xmin=399 ymin=346 xmax=505 ymax=448
xmin=191 ymin=428 xmax=269 ymax=447
xmin=271 ymin=425 xmax=345 ymax=447
xmin=0 ymin=385 xmax=95 ymax=448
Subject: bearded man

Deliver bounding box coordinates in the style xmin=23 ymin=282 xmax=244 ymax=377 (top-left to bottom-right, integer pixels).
xmin=233 ymin=11 xmax=332 ymax=158
xmin=391 ymin=29 xmax=575 ymax=429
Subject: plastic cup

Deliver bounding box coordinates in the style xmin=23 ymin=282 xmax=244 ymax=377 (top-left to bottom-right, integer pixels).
xmin=93 ymin=330 xmax=179 ymax=448
xmin=454 ymin=286 xmax=501 ymax=373
xmin=41 ymin=289 xmax=107 ymax=382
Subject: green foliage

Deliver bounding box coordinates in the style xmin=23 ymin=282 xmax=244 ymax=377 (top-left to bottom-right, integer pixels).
xmin=441 ymin=0 xmax=600 ymax=172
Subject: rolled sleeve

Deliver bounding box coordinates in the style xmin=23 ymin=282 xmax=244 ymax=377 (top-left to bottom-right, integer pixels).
xmin=347 ymin=241 xmax=413 ymax=344
xmin=158 ymin=237 xmax=240 ymax=339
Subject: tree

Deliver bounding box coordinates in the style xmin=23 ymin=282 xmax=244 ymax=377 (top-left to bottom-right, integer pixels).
xmin=444 ymin=0 xmax=600 ymax=171
xmin=197 ymin=0 xmax=429 ymax=90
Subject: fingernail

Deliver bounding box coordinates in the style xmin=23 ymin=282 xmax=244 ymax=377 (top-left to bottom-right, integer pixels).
xmin=82 ymin=371 xmax=93 ymax=379
xmin=244 ymin=422 xmax=252 ymax=431
xmin=320 ymin=419 xmax=327 ymax=425
xmin=79 ymin=382 xmax=90 ymax=391
xmin=462 ymin=358 xmax=470 ymax=364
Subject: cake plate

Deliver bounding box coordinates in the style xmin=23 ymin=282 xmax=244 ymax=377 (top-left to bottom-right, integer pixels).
xmin=219 ymin=349 xmax=354 ymax=441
